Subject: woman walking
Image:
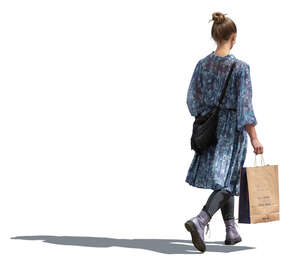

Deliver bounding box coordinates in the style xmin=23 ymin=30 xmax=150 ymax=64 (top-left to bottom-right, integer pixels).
xmin=184 ymin=12 xmax=264 ymax=253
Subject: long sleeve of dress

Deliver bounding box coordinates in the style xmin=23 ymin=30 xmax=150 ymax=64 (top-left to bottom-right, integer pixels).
xmin=236 ymin=64 xmax=258 ymax=131
xmin=186 ymin=62 xmax=201 ymax=116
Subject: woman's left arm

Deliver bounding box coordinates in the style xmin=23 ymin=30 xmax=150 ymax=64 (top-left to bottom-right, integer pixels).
xmin=187 ymin=62 xmax=201 ymax=116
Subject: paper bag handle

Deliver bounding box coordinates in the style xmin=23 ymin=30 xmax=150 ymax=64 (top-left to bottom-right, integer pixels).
xmin=254 ymin=153 xmax=265 ymax=167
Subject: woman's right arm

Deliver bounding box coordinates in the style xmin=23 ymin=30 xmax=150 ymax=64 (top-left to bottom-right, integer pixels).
xmin=236 ymin=64 xmax=263 ymax=154
xmin=245 ymin=124 xmax=264 ymax=154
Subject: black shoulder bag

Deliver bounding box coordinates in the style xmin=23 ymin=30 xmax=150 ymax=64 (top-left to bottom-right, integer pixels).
xmin=190 ymin=61 xmax=236 ymax=154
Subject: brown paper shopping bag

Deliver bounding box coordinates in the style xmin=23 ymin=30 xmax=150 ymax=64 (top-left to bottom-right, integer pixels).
xmin=238 ymin=154 xmax=280 ymax=224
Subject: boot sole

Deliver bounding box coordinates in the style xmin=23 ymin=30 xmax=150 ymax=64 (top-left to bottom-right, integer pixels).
xmin=225 ymin=237 xmax=242 ymax=245
xmin=184 ymin=220 xmax=206 ymax=252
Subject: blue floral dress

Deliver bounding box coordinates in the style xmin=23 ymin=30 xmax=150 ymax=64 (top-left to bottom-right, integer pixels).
xmin=185 ymin=51 xmax=257 ymax=196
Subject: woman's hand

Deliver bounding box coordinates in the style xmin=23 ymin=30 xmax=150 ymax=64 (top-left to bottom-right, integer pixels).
xmin=244 ymin=124 xmax=263 ymax=154
xmin=250 ymin=138 xmax=264 ymax=154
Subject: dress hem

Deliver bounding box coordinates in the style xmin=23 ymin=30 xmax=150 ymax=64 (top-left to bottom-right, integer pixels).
xmin=185 ymin=179 xmax=239 ymax=197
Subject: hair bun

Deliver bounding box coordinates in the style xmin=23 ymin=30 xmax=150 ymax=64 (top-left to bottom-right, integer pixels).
xmin=211 ymin=12 xmax=227 ymax=24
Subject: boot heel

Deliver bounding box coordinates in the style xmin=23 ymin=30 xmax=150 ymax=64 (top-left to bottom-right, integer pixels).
xmin=184 ymin=220 xmax=195 ymax=232
xmin=225 ymin=237 xmax=242 ymax=245
xmin=184 ymin=220 xmax=206 ymax=252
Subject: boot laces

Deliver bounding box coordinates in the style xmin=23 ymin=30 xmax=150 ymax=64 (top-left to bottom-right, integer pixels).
xmin=204 ymin=219 xmax=239 ymax=239
xmin=204 ymin=221 xmax=239 ymax=239
xmin=234 ymin=218 xmax=240 ymax=229
xmin=204 ymin=220 xmax=239 ymax=239
xmin=205 ymin=223 xmax=211 ymax=238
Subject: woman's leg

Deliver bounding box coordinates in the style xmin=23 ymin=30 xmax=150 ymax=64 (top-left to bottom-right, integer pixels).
xmin=221 ymin=194 xmax=235 ymax=220
xmin=202 ymin=189 xmax=233 ymax=219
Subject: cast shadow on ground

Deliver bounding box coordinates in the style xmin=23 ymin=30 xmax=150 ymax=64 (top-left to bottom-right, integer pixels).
xmin=11 ymin=235 xmax=255 ymax=254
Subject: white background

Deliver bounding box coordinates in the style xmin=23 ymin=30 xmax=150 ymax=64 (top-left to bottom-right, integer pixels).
xmin=0 ymin=0 xmax=298 ymax=266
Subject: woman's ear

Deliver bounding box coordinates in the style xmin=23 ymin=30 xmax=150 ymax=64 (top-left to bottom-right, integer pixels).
xmin=232 ymin=33 xmax=237 ymax=43
xmin=230 ymin=33 xmax=236 ymax=48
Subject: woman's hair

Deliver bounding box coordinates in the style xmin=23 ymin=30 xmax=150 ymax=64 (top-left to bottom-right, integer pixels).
xmin=209 ymin=12 xmax=237 ymax=43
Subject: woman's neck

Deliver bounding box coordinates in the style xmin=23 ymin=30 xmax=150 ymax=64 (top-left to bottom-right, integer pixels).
xmin=214 ymin=48 xmax=231 ymax=57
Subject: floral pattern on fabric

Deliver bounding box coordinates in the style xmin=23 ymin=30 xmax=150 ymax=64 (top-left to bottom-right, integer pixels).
xmin=236 ymin=64 xmax=258 ymax=131
xmin=185 ymin=51 xmax=257 ymax=196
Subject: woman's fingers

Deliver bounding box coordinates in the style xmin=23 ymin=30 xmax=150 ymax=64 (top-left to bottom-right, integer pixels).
xmin=257 ymin=145 xmax=263 ymax=154
xmin=259 ymin=144 xmax=264 ymax=154
xmin=254 ymin=144 xmax=264 ymax=154
xmin=251 ymin=138 xmax=264 ymax=154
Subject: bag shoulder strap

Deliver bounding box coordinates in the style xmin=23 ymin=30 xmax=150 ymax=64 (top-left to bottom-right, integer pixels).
xmin=217 ymin=61 xmax=236 ymax=108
